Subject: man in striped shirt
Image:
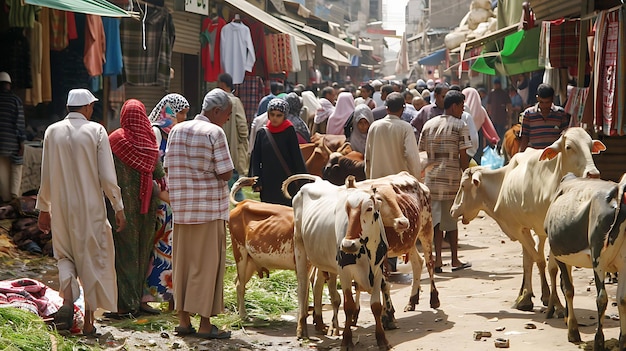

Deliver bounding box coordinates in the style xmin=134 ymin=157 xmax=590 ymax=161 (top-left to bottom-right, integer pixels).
xmin=419 ymin=90 xmax=472 ymax=273
xmin=519 ymin=84 xmax=570 ymax=152
xmin=0 ymin=72 xmax=24 ymax=203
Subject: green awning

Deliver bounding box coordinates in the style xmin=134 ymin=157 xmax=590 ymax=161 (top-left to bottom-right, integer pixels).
xmin=471 ymin=26 xmax=541 ymax=76
xmin=25 ymin=0 xmax=131 ymax=17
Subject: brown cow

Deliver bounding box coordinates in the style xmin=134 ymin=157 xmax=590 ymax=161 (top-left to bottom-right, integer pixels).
xmin=502 ymin=124 xmax=521 ymax=163
xmin=323 ymin=151 xmax=366 ymax=186
xmin=228 ymin=177 xmax=339 ymax=333
xmin=300 ymin=135 xmax=354 ymax=177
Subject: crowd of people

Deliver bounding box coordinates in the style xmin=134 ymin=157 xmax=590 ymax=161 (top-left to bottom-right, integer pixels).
xmin=0 ymin=67 xmax=573 ymax=338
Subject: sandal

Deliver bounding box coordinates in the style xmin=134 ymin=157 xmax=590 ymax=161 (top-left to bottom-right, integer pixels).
xmin=451 ymin=262 xmax=472 ymax=271
xmin=434 ymin=266 xmax=443 ymax=274
xmin=174 ymin=325 xmax=196 ymax=336
xmin=195 ymin=325 xmax=231 ymax=339
xmin=52 ymin=305 xmax=74 ymax=331
xmin=82 ymin=326 xmax=100 ymax=338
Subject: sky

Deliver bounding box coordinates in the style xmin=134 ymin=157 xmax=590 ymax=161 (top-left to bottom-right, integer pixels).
xmin=382 ymin=0 xmax=409 ymax=53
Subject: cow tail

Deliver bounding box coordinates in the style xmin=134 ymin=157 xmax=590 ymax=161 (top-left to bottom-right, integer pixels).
xmin=282 ymin=174 xmax=321 ymax=199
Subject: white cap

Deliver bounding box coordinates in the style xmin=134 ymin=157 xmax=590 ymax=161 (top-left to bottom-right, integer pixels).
xmin=0 ymin=72 xmax=11 ymax=83
xmin=371 ymin=79 xmax=383 ymax=89
xmin=426 ymin=79 xmax=435 ymax=89
xmin=67 ymin=89 xmax=98 ymax=106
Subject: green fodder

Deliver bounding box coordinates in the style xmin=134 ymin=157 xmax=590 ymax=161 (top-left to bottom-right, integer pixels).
xmin=0 ymin=307 xmax=52 ymax=351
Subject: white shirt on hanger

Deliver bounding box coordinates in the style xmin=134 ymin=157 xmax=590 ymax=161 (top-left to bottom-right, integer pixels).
xmin=220 ymin=20 xmax=256 ymax=85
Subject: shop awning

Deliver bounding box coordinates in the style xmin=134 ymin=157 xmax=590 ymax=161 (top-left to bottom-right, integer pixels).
xmin=287 ymin=22 xmax=361 ymax=56
xmin=224 ymin=0 xmax=314 ymax=47
xmin=471 ymin=26 xmax=542 ymax=76
xmin=25 ymin=0 xmax=131 ymax=17
xmin=417 ymin=48 xmax=446 ymax=66
xmin=322 ymin=44 xmax=351 ymax=66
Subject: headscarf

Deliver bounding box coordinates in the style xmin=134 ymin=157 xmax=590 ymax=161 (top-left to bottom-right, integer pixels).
xmin=349 ymin=104 xmax=374 ymax=154
xmin=463 ymin=87 xmax=500 ymax=144
xmin=109 ymin=99 xmax=159 ymax=214
xmin=315 ymin=98 xmax=334 ymax=124
xmin=267 ymin=98 xmax=289 ymax=114
xmin=284 ymin=92 xmax=310 ymax=143
xmin=302 ymin=91 xmax=321 ymax=119
xmin=148 ymin=93 xmax=190 ymax=134
xmin=265 ymin=99 xmax=293 ymax=134
xmin=327 ymin=92 xmax=355 ymax=135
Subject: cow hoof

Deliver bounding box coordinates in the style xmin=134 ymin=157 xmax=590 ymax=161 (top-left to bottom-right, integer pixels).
xmin=382 ymin=316 xmax=398 ymax=330
xmin=377 ymin=343 xmax=392 ymax=351
xmin=512 ymin=296 xmax=534 ymax=312
xmin=430 ymin=290 xmax=441 ymax=309
xmin=568 ymin=330 xmax=582 ymax=343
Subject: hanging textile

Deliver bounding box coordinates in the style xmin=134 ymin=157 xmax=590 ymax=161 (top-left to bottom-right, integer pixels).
xmin=39 ymin=8 xmax=52 ymax=102
xmin=564 ymin=87 xmax=588 ymax=127
xmin=594 ymin=9 xmax=618 ymax=136
xmin=235 ymin=76 xmax=264 ymax=125
xmin=241 ymin=18 xmax=268 ymax=79
xmin=220 ymin=20 xmax=255 ymax=85
xmin=49 ymin=9 xmax=68 ymax=51
xmin=121 ymin=3 xmax=175 ymax=89
xmin=200 ymin=16 xmax=225 ymax=82
xmin=102 ymin=18 xmax=123 ymax=76
xmin=538 ymin=21 xmax=550 ymax=68
xmin=617 ymin=6 xmax=626 ymax=135
xmin=84 ymin=15 xmax=106 ymax=77
xmin=6 ymin=0 xmax=39 ymax=28
xmin=289 ymin=34 xmax=301 ymax=72
xmin=25 ymin=21 xmax=42 ymax=106
xmin=548 ymin=19 xmax=590 ymax=76
xmin=265 ymin=33 xmax=292 ymax=74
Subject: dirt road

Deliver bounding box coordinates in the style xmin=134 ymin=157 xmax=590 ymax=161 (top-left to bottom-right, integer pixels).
xmin=2 ymin=212 xmax=621 ymax=350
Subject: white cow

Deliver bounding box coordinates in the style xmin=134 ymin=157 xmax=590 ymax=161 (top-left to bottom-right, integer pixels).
xmin=287 ymin=176 xmax=392 ymax=350
xmin=450 ymin=127 xmax=605 ymax=313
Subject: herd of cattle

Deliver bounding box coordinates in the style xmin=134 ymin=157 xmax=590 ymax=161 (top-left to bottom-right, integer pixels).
xmin=228 ymin=127 xmax=626 ymax=351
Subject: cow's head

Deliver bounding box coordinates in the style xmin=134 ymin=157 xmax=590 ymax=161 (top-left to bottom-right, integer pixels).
xmin=340 ymin=189 xmax=382 ymax=255
xmin=539 ymin=127 xmax=605 ymax=178
xmin=451 ymin=167 xmax=484 ymax=224
xmin=374 ymin=184 xmax=410 ymax=233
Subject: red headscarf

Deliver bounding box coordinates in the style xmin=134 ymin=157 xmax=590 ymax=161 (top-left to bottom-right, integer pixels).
xmin=109 ymin=99 xmax=159 ymax=214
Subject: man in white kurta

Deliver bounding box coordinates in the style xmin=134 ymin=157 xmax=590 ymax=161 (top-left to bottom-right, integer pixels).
xmin=365 ymin=92 xmax=422 ymax=180
xmin=36 ymin=89 xmax=126 ymax=335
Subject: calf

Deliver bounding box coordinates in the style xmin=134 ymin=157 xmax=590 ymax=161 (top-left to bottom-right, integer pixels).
xmin=502 ymin=124 xmax=521 ymax=163
xmin=288 ymin=176 xmax=391 ymax=350
xmin=451 ymin=127 xmax=605 ymax=312
xmin=323 ymin=151 xmax=366 ymax=186
xmin=545 ymin=173 xmax=626 ymax=350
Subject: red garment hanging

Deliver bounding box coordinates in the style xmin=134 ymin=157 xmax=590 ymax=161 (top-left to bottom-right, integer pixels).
xmin=200 ymin=16 xmax=225 ymax=82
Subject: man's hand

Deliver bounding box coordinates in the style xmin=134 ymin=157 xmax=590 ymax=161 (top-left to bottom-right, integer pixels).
xmin=115 ymin=210 xmax=127 ymax=233
xmin=38 ymin=211 xmax=51 ymax=234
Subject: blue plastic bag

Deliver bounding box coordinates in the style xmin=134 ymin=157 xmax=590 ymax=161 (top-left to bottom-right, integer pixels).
xmin=480 ymin=146 xmax=504 ymax=170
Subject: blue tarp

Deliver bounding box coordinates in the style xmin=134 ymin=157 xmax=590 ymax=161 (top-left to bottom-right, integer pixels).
xmin=418 ymin=48 xmax=446 ymax=66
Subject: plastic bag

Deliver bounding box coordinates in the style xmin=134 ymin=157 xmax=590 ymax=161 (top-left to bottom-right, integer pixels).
xmin=480 ymin=146 xmax=504 ymax=170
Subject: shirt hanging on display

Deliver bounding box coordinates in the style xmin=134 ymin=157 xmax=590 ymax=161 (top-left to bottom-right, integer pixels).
xmin=220 ymin=19 xmax=255 ymax=85
xmin=200 ymin=16 xmax=225 ymax=82
xmin=102 ymin=17 xmax=123 ymax=76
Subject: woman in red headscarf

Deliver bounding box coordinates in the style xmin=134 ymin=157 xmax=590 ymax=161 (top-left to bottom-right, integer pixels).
xmin=107 ymin=99 xmax=163 ymax=317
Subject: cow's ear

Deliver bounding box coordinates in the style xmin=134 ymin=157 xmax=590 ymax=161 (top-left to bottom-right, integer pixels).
xmin=540 ymin=146 xmax=559 ymax=161
xmin=471 ymin=171 xmax=481 ymax=186
xmin=592 ymin=140 xmax=607 ymax=154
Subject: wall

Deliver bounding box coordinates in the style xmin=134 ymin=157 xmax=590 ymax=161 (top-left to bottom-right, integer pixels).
xmin=429 ymin=0 xmax=472 ymax=29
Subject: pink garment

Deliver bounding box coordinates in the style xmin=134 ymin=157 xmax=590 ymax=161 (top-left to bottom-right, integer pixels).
xmin=84 ymin=15 xmax=106 ymax=77
xmin=463 ymin=87 xmax=500 ymax=144
xmin=326 ymin=92 xmax=354 ymax=135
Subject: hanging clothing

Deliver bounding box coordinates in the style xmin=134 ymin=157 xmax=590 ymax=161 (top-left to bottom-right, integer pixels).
xmin=564 ymin=87 xmax=588 ymax=127
xmin=235 ymin=75 xmax=265 ymax=125
xmin=241 ymin=18 xmax=268 ymax=78
xmin=289 ymin=34 xmax=301 ymax=72
xmin=265 ymin=33 xmax=293 ymax=74
xmin=39 ymin=8 xmax=52 ymax=102
xmin=84 ymin=15 xmax=106 ymax=77
xmin=220 ymin=20 xmax=255 ymax=85
xmin=6 ymin=0 xmax=39 ymax=28
xmin=66 ymin=12 xmax=78 ymax=40
xmin=25 ymin=21 xmax=43 ymax=106
xmin=617 ymin=7 xmax=626 ymax=135
xmin=50 ymin=9 xmax=69 ymax=51
xmin=594 ymin=9 xmax=619 ymax=135
xmin=102 ymin=18 xmax=123 ymax=76
xmin=121 ymin=4 xmax=175 ymax=88
xmin=200 ymin=16 xmax=225 ymax=82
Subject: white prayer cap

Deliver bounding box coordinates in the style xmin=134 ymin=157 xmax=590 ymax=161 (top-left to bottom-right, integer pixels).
xmin=0 ymin=72 xmax=11 ymax=83
xmin=67 ymin=89 xmax=98 ymax=106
